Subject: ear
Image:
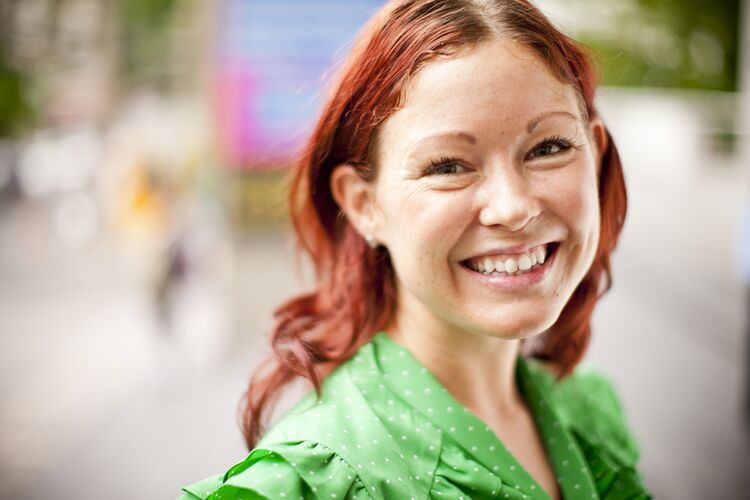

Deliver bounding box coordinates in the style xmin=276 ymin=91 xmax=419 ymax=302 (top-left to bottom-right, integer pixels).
xmin=330 ymin=164 xmax=380 ymax=242
xmin=588 ymin=116 xmax=609 ymax=171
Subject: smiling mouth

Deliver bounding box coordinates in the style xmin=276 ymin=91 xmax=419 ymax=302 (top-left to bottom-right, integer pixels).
xmin=460 ymin=242 xmax=560 ymax=276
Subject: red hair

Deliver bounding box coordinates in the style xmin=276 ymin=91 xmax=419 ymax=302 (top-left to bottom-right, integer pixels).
xmin=241 ymin=0 xmax=627 ymax=449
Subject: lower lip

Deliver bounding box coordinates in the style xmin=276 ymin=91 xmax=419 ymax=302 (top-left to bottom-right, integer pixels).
xmin=459 ymin=247 xmax=557 ymax=290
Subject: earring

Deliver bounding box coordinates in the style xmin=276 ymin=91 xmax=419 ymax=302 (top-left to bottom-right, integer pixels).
xmin=365 ymin=233 xmax=378 ymax=249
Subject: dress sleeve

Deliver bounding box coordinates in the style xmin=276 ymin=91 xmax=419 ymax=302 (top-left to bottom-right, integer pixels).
xmin=553 ymin=368 xmax=653 ymax=499
xmin=556 ymin=368 xmax=642 ymax=466
xmin=178 ymin=441 xmax=369 ymax=500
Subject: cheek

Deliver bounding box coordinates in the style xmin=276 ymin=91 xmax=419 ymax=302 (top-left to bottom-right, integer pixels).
xmin=379 ymin=182 xmax=469 ymax=250
xmin=542 ymin=164 xmax=600 ymax=237
xmin=376 ymin=183 xmax=471 ymax=284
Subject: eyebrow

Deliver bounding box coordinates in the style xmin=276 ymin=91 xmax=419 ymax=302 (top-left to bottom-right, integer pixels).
xmin=406 ymin=131 xmax=478 ymax=156
xmin=406 ymin=110 xmax=579 ymax=156
xmin=526 ymin=110 xmax=579 ymax=133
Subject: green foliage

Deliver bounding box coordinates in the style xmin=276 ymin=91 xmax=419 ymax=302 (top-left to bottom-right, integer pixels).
xmin=0 ymin=61 xmax=33 ymax=138
xmin=582 ymin=0 xmax=739 ymax=90
xmin=116 ymin=0 xmax=180 ymax=86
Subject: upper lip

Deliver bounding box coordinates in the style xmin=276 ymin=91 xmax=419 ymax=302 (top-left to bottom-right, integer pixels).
xmin=461 ymin=241 xmax=556 ymax=261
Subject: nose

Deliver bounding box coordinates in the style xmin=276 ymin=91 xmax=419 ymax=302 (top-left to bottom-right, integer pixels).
xmin=477 ymin=166 xmax=541 ymax=231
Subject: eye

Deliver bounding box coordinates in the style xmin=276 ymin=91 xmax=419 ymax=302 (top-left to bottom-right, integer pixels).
xmin=425 ymin=156 xmax=469 ymax=176
xmin=528 ymin=135 xmax=574 ymax=159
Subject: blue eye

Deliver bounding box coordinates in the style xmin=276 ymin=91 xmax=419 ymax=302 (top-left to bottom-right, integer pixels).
xmin=530 ymin=136 xmax=573 ymax=159
xmin=425 ymin=157 xmax=467 ymax=175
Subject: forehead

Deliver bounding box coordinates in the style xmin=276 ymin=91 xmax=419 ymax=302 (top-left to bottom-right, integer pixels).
xmin=378 ymin=39 xmax=581 ymax=154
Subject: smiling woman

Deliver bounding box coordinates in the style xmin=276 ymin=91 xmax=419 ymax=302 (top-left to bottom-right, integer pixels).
xmin=180 ymin=1 xmax=650 ymax=499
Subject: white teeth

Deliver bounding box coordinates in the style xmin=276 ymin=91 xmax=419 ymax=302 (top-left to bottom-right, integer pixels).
xmin=483 ymin=257 xmax=494 ymax=273
xmin=518 ymin=254 xmax=532 ymax=271
xmin=493 ymin=259 xmax=505 ymax=273
xmin=466 ymin=243 xmax=553 ymax=275
xmin=537 ymin=246 xmax=546 ymax=264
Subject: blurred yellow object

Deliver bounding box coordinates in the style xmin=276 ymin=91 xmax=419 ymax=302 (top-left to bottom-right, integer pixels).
xmin=115 ymin=160 xmax=169 ymax=246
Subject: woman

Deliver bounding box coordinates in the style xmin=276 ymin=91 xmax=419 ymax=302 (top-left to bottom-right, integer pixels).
xmin=181 ymin=0 xmax=651 ymax=498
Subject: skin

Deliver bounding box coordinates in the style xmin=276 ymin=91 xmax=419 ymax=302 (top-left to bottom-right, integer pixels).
xmin=331 ymin=38 xmax=607 ymax=499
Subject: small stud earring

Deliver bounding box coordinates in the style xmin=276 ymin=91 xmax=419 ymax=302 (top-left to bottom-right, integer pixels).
xmin=365 ymin=233 xmax=378 ymax=249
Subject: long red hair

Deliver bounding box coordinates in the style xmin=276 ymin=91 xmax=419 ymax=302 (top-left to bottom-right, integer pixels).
xmin=241 ymin=0 xmax=627 ymax=449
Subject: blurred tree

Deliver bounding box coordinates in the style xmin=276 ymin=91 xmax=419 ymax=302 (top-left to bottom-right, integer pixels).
xmin=116 ymin=0 xmax=179 ymax=87
xmin=578 ymin=0 xmax=740 ymax=90
xmin=0 ymin=0 xmax=33 ymax=137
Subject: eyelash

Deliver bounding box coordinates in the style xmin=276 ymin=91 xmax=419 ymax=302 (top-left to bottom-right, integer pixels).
xmin=529 ymin=135 xmax=574 ymax=159
xmin=424 ymin=135 xmax=575 ymax=176
xmin=425 ymin=156 xmax=465 ymax=176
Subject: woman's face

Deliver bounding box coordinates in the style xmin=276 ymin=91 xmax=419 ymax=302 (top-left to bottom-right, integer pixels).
xmin=368 ymin=39 xmax=603 ymax=341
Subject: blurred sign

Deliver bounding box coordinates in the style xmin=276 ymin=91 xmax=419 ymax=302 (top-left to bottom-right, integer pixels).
xmin=215 ymin=0 xmax=384 ymax=169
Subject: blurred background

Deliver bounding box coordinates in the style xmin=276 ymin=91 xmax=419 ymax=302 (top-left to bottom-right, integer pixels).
xmin=0 ymin=0 xmax=747 ymax=498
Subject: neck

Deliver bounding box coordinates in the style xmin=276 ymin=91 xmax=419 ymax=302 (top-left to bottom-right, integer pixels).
xmin=384 ymin=298 xmax=525 ymax=420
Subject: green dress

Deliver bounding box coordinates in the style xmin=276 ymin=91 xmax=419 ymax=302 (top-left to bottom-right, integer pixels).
xmin=180 ymin=332 xmax=651 ymax=499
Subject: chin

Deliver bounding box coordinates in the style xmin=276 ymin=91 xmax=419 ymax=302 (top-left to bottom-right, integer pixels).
xmin=474 ymin=306 xmax=562 ymax=341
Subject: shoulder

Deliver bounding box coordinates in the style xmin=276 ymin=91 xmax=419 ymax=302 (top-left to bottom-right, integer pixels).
xmin=178 ymin=363 xmax=375 ymax=500
xmin=526 ymin=359 xmax=642 ymax=467
xmin=179 ymin=441 xmax=369 ymax=500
